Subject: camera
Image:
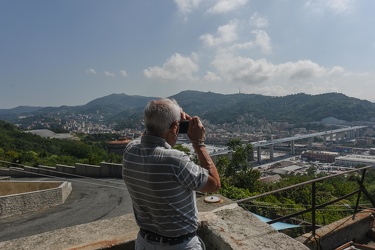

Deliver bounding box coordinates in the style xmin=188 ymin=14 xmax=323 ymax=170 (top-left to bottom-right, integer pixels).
xmin=179 ymin=120 xmax=189 ymax=133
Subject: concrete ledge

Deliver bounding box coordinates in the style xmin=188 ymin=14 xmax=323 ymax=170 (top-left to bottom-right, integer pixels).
xmin=0 ymin=181 xmax=72 ymax=218
xmin=100 ymin=162 xmax=122 ymax=177
xmin=0 ymin=213 xmax=138 ymax=250
xmin=0 ymin=167 xmax=31 ymax=177
xmin=0 ymin=162 xmax=124 ymax=178
xmin=0 ymin=196 xmax=308 ymax=250
xmin=56 ymin=164 xmax=76 ymax=174
xmin=199 ymin=203 xmax=309 ymax=250
xmin=296 ymin=209 xmax=375 ymax=250
xmin=75 ymin=163 xmax=101 ymax=177
xmin=23 ymin=165 xmax=39 ymax=173
xmin=0 ymin=181 xmax=61 ymax=195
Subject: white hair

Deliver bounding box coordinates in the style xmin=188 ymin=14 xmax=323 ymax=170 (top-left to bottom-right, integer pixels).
xmin=144 ymin=98 xmax=181 ymax=136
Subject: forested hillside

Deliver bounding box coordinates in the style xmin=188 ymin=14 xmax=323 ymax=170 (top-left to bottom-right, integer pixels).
xmin=217 ymin=140 xmax=375 ymax=235
xmin=172 ymin=91 xmax=375 ymax=123
xmin=0 ymin=120 xmax=121 ymax=167
xmin=1 ymin=91 xmax=375 ymax=129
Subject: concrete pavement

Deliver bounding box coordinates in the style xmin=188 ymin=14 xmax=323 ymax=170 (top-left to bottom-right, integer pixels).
xmin=0 ymin=177 xmax=133 ymax=242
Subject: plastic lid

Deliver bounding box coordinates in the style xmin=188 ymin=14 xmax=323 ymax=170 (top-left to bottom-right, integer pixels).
xmin=204 ymin=195 xmax=221 ymax=203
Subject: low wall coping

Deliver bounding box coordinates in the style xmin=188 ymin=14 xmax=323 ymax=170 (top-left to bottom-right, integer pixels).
xmin=0 ymin=195 xmax=308 ymax=250
xmin=0 ymin=181 xmax=72 ymax=219
xmin=296 ymin=209 xmax=375 ymax=249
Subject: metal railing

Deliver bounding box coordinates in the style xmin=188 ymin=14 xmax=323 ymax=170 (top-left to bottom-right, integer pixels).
xmin=236 ymin=165 xmax=375 ymax=236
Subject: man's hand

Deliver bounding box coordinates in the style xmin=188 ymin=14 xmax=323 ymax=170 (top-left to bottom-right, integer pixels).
xmin=187 ymin=116 xmax=205 ymax=145
xmin=180 ymin=111 xmax=191 ymax=121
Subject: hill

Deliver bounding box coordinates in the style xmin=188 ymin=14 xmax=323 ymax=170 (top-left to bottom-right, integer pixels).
xmin=1 ymin=91 xmax=375 ymax=127
xmin=171 ymin=91 xmax=375 ymax=124
xmin=0 ymin=120 xmax=121 ymax=166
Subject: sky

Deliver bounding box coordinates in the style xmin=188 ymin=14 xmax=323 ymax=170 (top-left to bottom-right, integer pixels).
xmin=1 ymin=0 xmax=375 ymax=109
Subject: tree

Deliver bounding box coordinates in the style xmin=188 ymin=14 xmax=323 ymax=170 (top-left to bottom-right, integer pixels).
xmin=226 ymin=138 xmax=242 ymax=150
xmin=306 ymin=166 xmax=316 ymax=176
xmin=173 ymin=144 xmax=191 ymax=155
xmin=220 ymin=184 xmax=251 ymax=200
xmin=5 ymin=150 xmax=20 ymax=163
xmin=232 ymin=167 xmax=261 ymax=192
xmin=20 ymin=151 xmax=39 ymax=164
xmin=219 ymin=140 xmax=261 ymax=197
xmin=216 ymin=155 xmax=230 ymax=177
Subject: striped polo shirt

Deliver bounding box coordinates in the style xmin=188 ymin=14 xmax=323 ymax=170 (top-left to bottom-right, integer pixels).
xmin=122 ymin=135 xmax=209 ymax=237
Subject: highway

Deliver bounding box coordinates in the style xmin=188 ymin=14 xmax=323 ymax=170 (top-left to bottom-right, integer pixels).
xmin=251 ymin=125 xmax=367 ymax=147
xmin=0 ymin=177 xmax=133 ymax=242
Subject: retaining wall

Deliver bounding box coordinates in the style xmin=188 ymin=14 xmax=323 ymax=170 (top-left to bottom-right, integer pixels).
xmin=0 ymin=162 xmax=123 ymax=178
xmin=0 ymin=181 xmax=61 ymax=196
xmin=296 ymin=209 xmax=375 ymax=249
xmin=0 ymin=181 xmax=72 ymax=219
xmin=0 ymin=197 xmax=309 ymax=250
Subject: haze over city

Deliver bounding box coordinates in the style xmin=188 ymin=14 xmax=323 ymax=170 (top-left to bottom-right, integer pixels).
xmin=1 ymin=0 xmax=375 ymax=109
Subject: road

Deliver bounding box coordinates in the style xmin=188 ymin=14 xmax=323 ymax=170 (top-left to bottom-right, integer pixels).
xmin=0 ymin=177 xmax=133 ymax=242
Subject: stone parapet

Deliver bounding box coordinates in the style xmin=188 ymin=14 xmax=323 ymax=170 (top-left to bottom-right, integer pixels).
xmin=56 ymin=164 xmax=76 ymax=174
xmin=0 ymin=195 xmax=309 ymax=250
xmin=100 ymin=162 xmax=123 ymax=177
xmin=75 ymin=163 xmax=101 ymax=177
xmin=0 ymin=162 xmax=123 ymax=178
xmin=0 ymin=167 xmax=32 ymax=177
xmin=0 ymin=181 xmax=72 ymax=219
xmin=296 ymin=209 xmax=375 ymax=250
xmin=199 ymin=203 xmax=308 ymax=250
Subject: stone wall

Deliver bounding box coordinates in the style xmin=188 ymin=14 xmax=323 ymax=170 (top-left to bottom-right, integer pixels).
xmin=296 ymin=209 xmax=375 ymax=249
xmin=0 ymin=181 xmax=72 ymax=219
xmin=0 ymin=196 xmax=309 ymax=250
xmin=0 ymin=181 xmax=61 ymax=196
xmin=0 ymin=162 xmax=123 ymax=178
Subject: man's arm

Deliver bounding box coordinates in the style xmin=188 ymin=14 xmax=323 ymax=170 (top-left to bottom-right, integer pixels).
xmin=187 ymin=116 xmax=220 ymax=193
xmin=193 ymin=144 xmax=221 ymax=193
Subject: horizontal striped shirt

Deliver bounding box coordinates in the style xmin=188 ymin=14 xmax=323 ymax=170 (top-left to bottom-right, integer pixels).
xmin=122 ymin=135 xmax=208 ymax=237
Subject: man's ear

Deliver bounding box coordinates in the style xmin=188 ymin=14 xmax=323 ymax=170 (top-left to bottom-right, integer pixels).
xmin=170 ymin=121 xmax=179 ymax=133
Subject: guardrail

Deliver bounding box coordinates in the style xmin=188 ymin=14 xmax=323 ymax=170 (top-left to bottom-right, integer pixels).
xmin=236 ymin=165 xmax=375 ymax=236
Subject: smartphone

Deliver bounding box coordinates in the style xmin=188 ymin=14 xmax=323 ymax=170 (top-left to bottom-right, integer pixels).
xmin=179 ymin=120 xmax=189 ymax=134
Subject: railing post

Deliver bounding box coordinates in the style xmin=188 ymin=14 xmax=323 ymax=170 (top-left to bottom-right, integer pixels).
xmin=354 ymin=168 xmax=367 ymax=213
xmin=312 ymin=182 xmax=316 ymax=236
xmin=234 ymin=165 xmax=372 ymax=235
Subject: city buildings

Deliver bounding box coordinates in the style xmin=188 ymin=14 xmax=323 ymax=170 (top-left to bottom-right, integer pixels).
xmin=301 ymin=150 xmax=339 ymax=163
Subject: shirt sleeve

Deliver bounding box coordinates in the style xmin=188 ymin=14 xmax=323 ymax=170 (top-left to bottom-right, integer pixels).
xmin=174 ymin=154 xmax=209 ymax=191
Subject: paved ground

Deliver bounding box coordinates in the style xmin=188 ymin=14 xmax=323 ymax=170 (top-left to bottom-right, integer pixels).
xmin=0 ymin=177 xmax=133 ymax=242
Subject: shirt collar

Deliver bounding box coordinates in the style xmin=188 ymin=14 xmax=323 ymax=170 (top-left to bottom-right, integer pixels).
xmin=141 ymin=134 xmax=172 ymax=149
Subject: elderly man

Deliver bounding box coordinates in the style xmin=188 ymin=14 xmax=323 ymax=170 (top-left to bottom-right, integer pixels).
xmin=122 ymin=98 xmax=220 ymax=249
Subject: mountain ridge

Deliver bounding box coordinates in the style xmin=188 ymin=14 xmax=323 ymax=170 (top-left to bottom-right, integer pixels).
xmin=1 ymin=91 xmax=375 ymax=125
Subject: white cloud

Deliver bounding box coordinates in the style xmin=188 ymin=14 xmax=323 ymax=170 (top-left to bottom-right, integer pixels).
xmin=207 ymin=50 xmax=375 ymax=101
xmin=241 ymin=81 xmax=340 ymax=98
xmin=200 ymin=20 xmax=238 ymax=47
xmin=143 ymin=52 xmax=199 ymax=81
xmin=203 ymin=71 xmax=222 ymax=81
xmin=328 ymin=66 xmax=345 ymax=74
xmin=207 ymin=0 xmax=248 ymax=14
xmin=210 ymin=50 xmax=341 ymax=85
xmin=174 ymin=0 xmax=202 ymax=15
xmin=327 ymin=0 xmax=354 ymax=13
xmin=211 ymin=50 xmax=274 ymax=83
xmin=104 ymin=71 xmax=115 ymax=77
xmin=231 ymin=30 xmax=272 ymax=54
xmin=305 ymin=0 xmax=354 ymax=14
xmin=86 ymin=69 xmax=96 ymax=75
xmin=249 ymin=12 xmax=268 ymax=28
xmin=119 ymin=70 xmax=127 ymax=77
xmin=253 ymin=30 xmax=272 ymax=54
xmin=280 ymin=60 xmax=325 ymax=80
